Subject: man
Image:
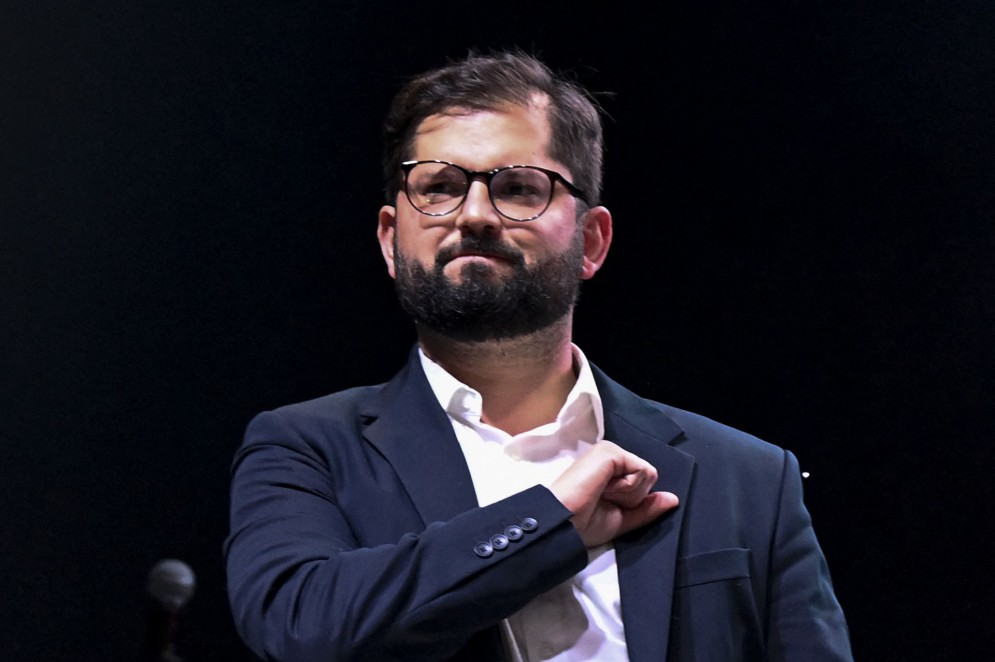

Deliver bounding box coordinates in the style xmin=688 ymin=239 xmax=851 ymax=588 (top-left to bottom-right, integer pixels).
xmin=225 ymin=51 xmax=852 ymax=661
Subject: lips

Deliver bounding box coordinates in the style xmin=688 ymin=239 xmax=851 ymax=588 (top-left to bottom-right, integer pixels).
xmin=449 ymin=251 xmax=508 ymax=263
xmin=436 ymin=240 xmax=524 ymax=267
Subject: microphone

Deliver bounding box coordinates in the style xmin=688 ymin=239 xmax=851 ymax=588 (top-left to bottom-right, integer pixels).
xmin=144 ymin=558 xmax=196 ymax=662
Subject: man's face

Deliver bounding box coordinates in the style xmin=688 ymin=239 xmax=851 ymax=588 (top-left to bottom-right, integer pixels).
xmin=377 ymin=100 xmax=612 ymax=341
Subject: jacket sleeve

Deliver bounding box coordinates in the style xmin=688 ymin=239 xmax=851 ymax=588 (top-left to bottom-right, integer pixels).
xmin=224 ymin=410 xmax=589 ymax=662
xmin=765 ymin=450 xmax=853 ymax=661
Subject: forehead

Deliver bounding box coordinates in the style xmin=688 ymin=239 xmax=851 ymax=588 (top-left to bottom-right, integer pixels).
xmin=411 ymin=101 xmax=557 ymax=169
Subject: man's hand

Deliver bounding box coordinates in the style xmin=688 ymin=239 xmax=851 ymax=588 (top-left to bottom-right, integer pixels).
xmin=549 ymin=440 xmax=679 ymax=548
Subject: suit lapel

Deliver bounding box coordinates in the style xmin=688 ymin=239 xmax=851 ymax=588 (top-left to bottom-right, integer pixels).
xmin=594 ymin=366 xmax=695 ymax=662
xmin=361 ymin=353 xmax=692 ymax=660
xmin=361 ymin=348 xmax=480 ymax=525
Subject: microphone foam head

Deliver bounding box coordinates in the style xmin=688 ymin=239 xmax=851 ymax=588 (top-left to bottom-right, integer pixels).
xmin=147 ymin=558 xmax=196 ymax=611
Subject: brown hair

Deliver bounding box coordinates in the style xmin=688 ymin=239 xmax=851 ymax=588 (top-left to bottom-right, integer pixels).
xmin=382 ymin=50 xmax=605 ymax=206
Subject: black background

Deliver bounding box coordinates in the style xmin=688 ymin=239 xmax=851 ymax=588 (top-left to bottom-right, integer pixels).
xmin=3 ymin=1 xmax=992 ymax=660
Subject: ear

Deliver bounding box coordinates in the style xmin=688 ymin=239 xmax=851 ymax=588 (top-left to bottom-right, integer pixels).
xmin=377 ymin=205 xmax=398 ymax=280
xmin=579 ymin=205 xmax=612 ymax=280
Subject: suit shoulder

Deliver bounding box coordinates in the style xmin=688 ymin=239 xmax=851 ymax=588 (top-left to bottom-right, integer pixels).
xmin=269 ymin=383 xmax=385 ymax=421
xmin=650 ymin=400 xmax=787 ymax=465
xmin=593 ymin=364 xmax=788 ymax=468
xmin=241 ymin=382 xmax=388 ymax=447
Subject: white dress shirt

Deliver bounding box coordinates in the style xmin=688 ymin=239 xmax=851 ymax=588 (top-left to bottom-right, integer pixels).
xmin=419 ymin=345 xmax=630 ymax=661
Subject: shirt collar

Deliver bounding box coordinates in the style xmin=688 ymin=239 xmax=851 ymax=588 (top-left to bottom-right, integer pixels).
xmin=419 ymin=344 xmax=604 ymax=440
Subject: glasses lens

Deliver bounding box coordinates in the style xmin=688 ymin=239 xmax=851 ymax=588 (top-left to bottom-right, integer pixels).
xmin=490 ymin=167 xmax=553 ymax=220
xmin=406 ymin=162 xmax=467 ymax=215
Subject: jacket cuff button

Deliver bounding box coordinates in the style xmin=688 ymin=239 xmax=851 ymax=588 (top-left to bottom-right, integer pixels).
xmin=505 ymin=525 xmax=524 ymax=541
xmin=473 ymin=542 xmax=494 ymax=558
xmin=491 ymin=533 xmax=510 ymax=550
xmin=520 ymin=517 xmax=538 ymax=532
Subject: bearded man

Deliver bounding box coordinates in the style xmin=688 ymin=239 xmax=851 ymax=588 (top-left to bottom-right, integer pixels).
xmin=225 ymin=51 xmax=852 ymax=662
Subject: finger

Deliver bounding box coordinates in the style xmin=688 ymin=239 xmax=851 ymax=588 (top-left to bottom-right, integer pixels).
xmin=603 ymin=467 xmax=658 ymax=505
xmin=614 ymin=491 xmax=680 ymax=537
xmin=602 ymin=442 xmax=650 ymax=474
xmin=603 ymin=483 xmax=651 ymax=509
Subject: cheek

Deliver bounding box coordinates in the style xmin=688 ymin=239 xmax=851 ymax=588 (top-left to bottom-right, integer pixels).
xmin=523 ymin=223 xmax=581 ymax=259
xmin=395 ymin=224 xmax=446 ymax=266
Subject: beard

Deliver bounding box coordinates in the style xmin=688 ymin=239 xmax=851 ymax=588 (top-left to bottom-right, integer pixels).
xmin=393 ymin=231 xmax=585 ymax=342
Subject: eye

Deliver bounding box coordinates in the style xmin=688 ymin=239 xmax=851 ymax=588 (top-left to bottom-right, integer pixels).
xmin=491 ymin=168 xmax=550 ymax=206
xmin=410 ymin=165 xmax=467 ymax=202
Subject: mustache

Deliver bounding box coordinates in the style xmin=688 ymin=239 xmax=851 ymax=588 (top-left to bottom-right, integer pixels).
xmin=435 ymin=237 xmax=525 ymax=267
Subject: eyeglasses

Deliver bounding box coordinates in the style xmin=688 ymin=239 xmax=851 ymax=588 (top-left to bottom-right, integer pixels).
xmin=400 ymin=160 xmax=589 ymax=222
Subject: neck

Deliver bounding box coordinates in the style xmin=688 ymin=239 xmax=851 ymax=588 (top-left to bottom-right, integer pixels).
xmin=417 ymin=316 xmax=578 ymax=436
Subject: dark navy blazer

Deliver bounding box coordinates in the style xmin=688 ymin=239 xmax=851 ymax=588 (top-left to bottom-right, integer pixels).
xmin=225 ymin=349 xmax=852 ymax=661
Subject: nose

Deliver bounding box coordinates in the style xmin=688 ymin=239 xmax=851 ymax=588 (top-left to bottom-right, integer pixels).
xmin=455 ymin=179 xmax=502 ymax=236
